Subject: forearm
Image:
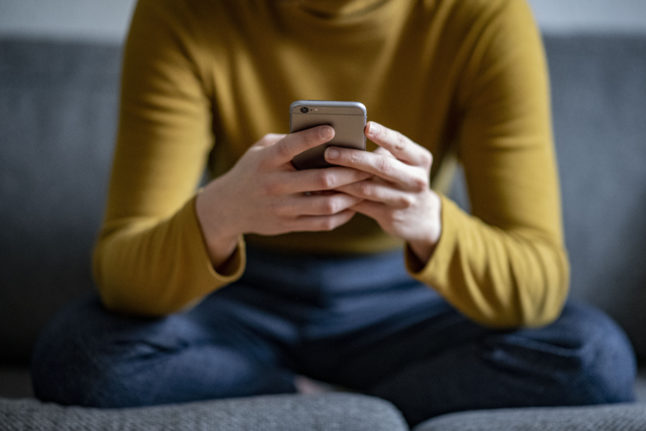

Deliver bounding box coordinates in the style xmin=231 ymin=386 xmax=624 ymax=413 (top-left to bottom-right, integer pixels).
xmin=407 ymin=196 xmax=569 ymax=328
xmin=93 ymin=196 xmax=245 ymax=316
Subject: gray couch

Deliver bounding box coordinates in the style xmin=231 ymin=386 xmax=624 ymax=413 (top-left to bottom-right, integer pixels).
xmin=1 ymin=33 xmax=645 ymax=430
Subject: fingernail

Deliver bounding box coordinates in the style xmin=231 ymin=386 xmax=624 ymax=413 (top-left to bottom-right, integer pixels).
xmin=320 ymin=126 xmax=334 ymax=140
xmin=326 ymin=148 xmax=339 ymax=159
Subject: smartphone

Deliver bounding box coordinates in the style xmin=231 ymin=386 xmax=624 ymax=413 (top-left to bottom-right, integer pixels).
xmin=290 ymin=100 xmax=367 ymax=169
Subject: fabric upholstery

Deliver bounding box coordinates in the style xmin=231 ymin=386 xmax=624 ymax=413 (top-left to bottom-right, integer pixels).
xmin=0 ymin=40 xmax=118 ymax=362
xmin=413 ymin=403 xmax=646 ymax=431
xmin=0 ymin=394 xmax=407 ymax=431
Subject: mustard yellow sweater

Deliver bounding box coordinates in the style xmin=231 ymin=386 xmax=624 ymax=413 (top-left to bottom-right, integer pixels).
xmin=94 ymin=0 xmax=569 ymax=327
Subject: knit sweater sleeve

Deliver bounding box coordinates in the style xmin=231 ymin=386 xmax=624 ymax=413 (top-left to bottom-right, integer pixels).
xmin=92 ymin=0 xmax=245 ymax=316
xmin=406 ymin=0 xmax=569 ymax=327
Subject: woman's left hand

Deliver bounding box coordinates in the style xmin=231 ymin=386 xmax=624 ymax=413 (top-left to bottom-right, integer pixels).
xmin=325 ymin=121 xmax=442 ymax=263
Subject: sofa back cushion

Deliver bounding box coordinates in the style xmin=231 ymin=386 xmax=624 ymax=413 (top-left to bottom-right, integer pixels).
xmin=0 ymin=39 xmax=119 ymax=362
xmin=1 ymin=35 xmax=645 ymax=363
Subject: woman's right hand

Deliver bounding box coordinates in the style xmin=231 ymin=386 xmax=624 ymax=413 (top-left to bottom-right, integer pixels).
xmin=195 ymin=125 xmax=370 ymax=267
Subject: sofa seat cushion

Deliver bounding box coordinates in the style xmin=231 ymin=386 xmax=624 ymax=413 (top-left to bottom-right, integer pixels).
xmin=414 ymin=403 xmax=646 ymax=431
xmin=0 ymin=393 xmax=407 ymax=431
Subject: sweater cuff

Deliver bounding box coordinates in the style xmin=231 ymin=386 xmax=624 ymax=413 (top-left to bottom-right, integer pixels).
xmin=405 ymin=194 xmax=461 ymax=288
xmin=184 ymin=195 xmax=246 ymax=288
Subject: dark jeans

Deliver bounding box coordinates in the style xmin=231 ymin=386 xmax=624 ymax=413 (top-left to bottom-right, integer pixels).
xmin=31 ymin=247 xmax=636 ymax=426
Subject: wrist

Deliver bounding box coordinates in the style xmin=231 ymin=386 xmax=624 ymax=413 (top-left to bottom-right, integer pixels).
xmin=195 ymin=182 xmax=241 ymax=268
xmin=408 ymin=191 xmax=442 ymax=264
xmin=407 ymin=239 xmax=437 ymax=266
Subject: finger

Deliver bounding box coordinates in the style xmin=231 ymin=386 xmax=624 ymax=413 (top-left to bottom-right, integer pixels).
xmin=268 ymin=167 xmax=371 ymax=195
xmin=253 ymin=133 xmax=286 ymax=149
xmin=269 ymin=125 xmax=335 ymax=166
xmin=325 ymin=146 xmax=427 ymax=192
xmin=278 ymin=193 xmax=362 ymax=217
xmin=351 ymin=200 xmax=387 ymax=221
xmin=291 ymin=210 xmax=356 ymax=232
xmin=336 ymin=180 xmax=414 ymax=209
xmin=374 ymin=146 xmax=396 ymax=158
xmin=365 ymin=121 xmax=432 ymax=168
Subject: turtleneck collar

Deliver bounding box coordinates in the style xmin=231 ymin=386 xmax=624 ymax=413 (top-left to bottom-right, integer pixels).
xmin=275 ymin=0 xmax=407 ymax=44
xmin=291 ymin=0 xmax=390 ymax=20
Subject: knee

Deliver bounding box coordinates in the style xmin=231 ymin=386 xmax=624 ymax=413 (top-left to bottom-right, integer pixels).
xmin=30 ymin=295 xmax=145 ymax=407
xmin=559 ymin=303 xmax=637 ymax=404
xmin=507 ymin=302 xmax=637 ymax=405
xmin=32 ymin=295 xmax=99 ymax=405
xmin=30 ymin=296 xmax=294 ymax=407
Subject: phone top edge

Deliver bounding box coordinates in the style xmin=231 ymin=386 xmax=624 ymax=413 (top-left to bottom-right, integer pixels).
xmin=289 ymin=100 xmax=367 ymax=112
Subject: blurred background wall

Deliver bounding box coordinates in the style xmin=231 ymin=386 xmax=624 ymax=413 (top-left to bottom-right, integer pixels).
xmin=0 ymin=0 xmax=645 ymax=43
